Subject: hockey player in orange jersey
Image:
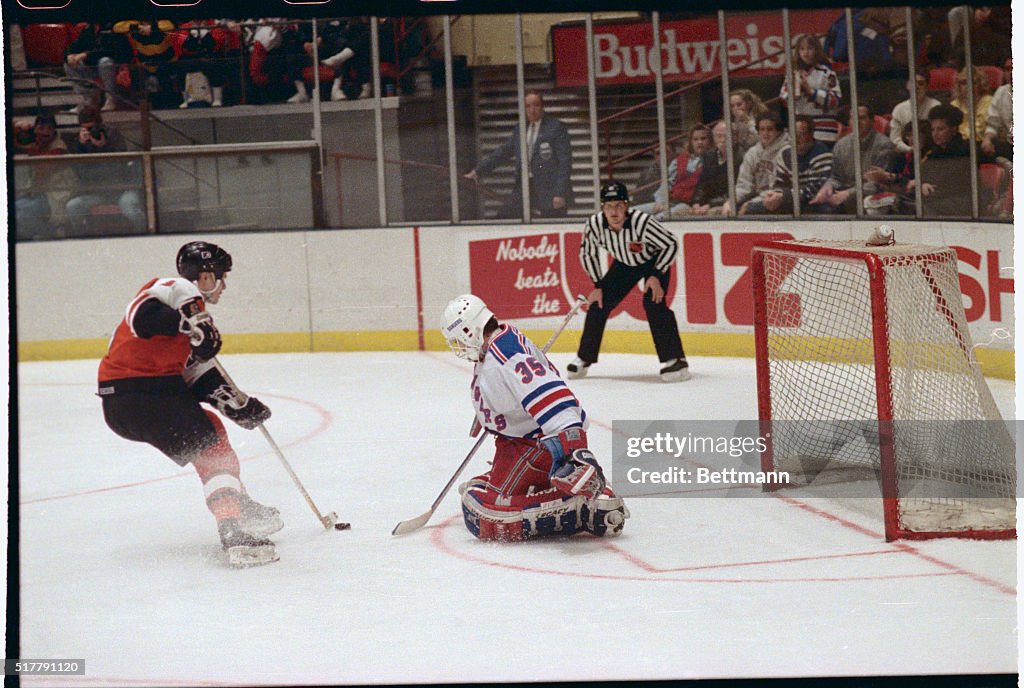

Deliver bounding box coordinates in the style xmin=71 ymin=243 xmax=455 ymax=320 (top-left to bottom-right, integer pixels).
xmin=98 ymin=241 xmax=280 ymax=567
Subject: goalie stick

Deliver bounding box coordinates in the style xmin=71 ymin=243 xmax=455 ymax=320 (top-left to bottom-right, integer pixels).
xmin=212 ymin=359 xmax=350 ymax=532
xmin=391 ymin=294 xmax=588 ymax=536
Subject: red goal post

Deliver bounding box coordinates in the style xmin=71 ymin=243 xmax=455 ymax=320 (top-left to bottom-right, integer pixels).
xmin=751 ymin=239 xmax=1015 ymax=542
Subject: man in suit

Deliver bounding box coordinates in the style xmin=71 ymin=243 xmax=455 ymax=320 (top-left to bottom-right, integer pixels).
xmin=465 ymin=91 xmax=573 ymax=218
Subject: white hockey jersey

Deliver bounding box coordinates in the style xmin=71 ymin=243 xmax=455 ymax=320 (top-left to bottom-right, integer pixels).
xmin=779 ymin=63 xmax=842 ymax=144
xmin=470 ymin=324 xmax=587 ymax=440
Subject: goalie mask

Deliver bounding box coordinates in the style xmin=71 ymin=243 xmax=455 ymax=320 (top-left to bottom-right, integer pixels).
xmin=177 ymin=241 xmax=232 ymax=299
xmin=441 ymin=294 xmax=495 ymax=361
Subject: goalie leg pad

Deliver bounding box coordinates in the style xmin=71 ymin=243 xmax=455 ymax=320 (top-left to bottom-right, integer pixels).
xmin=461 ymin=483 xmax=588 ymax=541
xmin=550 ymin=448 xmax=607 ymax=500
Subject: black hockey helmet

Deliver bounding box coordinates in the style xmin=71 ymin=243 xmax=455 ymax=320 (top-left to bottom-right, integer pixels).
xmin=176 ymin=241 xmax=233 ymax=281
xmin=600 ymin=180 xmax=629 ymax=204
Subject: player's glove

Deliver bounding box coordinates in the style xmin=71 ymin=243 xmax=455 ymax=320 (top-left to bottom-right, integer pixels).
xmin=223 ymin=396 xmax=272 ymax=430
xmin=539 ymin=427 xmax=587 ymax=464
xmin=209 ymin=384 xmax=272 ymax=429
xmin=181 ymin=311 xmax=222 ymax=362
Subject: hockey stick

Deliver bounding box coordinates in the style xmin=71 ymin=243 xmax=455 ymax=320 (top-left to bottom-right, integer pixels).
xmin=391 ymin=294 xmax=588 ymax=536
xmin=212 ymin=358 xmax=350 ymax=531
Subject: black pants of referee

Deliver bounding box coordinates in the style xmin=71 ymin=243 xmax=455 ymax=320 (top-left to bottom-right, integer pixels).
xmin=576 ymin=258 xmax=686 ymax=365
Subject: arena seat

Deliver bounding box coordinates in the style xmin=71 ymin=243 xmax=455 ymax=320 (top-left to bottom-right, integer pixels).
xmin=22 ymin=23 xmax=74 ymax=67
xmin=928 ymin=67 xmax=957 ymax=93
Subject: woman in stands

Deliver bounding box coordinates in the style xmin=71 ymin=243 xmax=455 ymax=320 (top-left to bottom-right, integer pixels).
xmin=779 ymin=34 xmax=842 ymax=148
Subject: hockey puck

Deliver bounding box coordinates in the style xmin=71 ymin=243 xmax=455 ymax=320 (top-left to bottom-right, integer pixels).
xmin=333 ymin=522 xmax=351 ymax=530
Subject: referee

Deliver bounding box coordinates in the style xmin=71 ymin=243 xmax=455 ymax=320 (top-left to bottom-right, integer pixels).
xmin=567 ymin=181 xmax=689 ymax=382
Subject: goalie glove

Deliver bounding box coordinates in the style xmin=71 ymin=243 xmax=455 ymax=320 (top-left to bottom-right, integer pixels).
xmin=179 ymin=303 xmax=222 ymax=362
xmin=209 ymin=384 xmax=272 ymax=430
xmin=538 ymin=427 xmax=587 ymax=464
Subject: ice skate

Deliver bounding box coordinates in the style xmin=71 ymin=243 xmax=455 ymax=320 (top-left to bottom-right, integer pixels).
xmin=238 ymin=492 xmax=284 ymax=537
xmin=219 ymin=519 xmax=279 ymax=568
xmin=566 ymin=357 xmax=591 ymax=379
xmin=659 ymin=358 xmax=690 ymax=382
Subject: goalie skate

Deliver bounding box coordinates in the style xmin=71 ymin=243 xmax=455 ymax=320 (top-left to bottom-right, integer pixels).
xmin=238 ymin=493 xmax=284 ymax=537
xmin=219 ymin=519 xmax=279 ymax=568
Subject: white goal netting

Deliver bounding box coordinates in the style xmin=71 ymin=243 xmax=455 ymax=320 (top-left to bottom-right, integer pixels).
xmin=757 ymin=240 xmax=1015 ymax=538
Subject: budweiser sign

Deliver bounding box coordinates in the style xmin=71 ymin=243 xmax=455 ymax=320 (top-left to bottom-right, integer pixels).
xmin=552 ymin=9 xmax=840 ymax=87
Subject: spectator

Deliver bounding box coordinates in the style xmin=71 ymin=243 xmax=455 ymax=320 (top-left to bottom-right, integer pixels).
xmin=113 ymin=20 xmax=179 ymax=109
xmin=780 ymin=33 xmax=842 ymax=147
xmin=857 ymin=8 xmax=911 ymax=69
xmin=690 ymin=120 xmax=731 ymax=215
xmin=12 ymin=117 xmax=38 ymax=155
xmin=982 ymin=59 xmax=1012 ymax=160
xmin=917 ymin=103 xmax=973 ymax=216
xmin=730 ymin=111 xmax=789 ymax=216
xmin=64 ymin=23 xmax=133 ymax=112
xmin=64 ymin=105 xmax=145 ymax=235
xmin=728 ymin=89 xmax=768 ymax=158
xmin=948 ymin=6 xmax=1011 ymax=70
xmin=321 ymin=16 xmax=373 ymax=101
xmin=633 ymin=124 xmax=710 ymax=219
xmin=246 ymin=19 xmax=291 ymax=103
xmin=745 ymin=115 xmax=833 ymax=215
xmin=464 ymin=90 xmax=573 ymax=219
xmin=889 ymin=69 xmax=941 ymax=154
xmin=14 ymin=114 xmax=75 ymax=240
xmin=950 ymin=66 xmax=993 ymax=142
xmin=811 ymin=104 xmax=896 ymax=213
xmin=630 ymin=140 xmax=675 ymax=206
xmin=175 ymin=20 xmax=242 ymax=108
xmin=853 ymin=8 xmax=914 ymax=107
xmin=567 ymin=181 xmax=689 ymax=383
xmin=865 ymin=120 xmax=931 ymax=215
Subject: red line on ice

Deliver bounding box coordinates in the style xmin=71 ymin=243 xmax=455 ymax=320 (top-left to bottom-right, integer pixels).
xmin=429 ymin=516 xmax=959 ymax=585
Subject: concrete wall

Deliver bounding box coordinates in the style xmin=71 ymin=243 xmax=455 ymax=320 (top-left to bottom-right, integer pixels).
xmin=16 ymin=218 xmax=1014 ymax=380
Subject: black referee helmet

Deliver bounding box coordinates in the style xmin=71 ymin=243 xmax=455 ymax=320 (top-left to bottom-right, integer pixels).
xmin=600 ymin=180 xmax=629 ymax=204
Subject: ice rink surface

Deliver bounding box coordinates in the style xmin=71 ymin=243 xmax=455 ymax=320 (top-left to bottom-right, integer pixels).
xmin=15 ymin=351 xmax=1018 ymax=686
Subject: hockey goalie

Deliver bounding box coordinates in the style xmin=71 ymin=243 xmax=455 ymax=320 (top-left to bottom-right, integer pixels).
xmin=440 ymin=294 xmax=629 ymax=541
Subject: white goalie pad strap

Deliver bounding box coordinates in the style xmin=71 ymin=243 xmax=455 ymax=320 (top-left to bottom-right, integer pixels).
xmin=203 ymin=473 xmax=242 ymax=500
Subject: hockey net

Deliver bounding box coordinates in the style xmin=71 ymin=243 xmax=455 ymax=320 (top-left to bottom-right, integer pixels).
xmin=752 ymin=239 xmax=1015 ymax=541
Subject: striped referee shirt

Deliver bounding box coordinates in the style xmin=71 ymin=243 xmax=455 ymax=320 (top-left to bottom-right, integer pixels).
xmin=579 ymin=208 xmax=679 ymax=285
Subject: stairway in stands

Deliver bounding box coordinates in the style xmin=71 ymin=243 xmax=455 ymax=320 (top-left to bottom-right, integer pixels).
xmin=471 ymin=63 xmax=679 ymax=219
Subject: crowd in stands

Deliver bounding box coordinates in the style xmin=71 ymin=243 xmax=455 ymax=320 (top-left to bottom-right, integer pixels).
xmin=9 ymin=6 xmax=1014 ymax=239
xmin=627 ymin=6 xmax=1012 ymax=219
xmin=17 ymin=17 xmax=434 ymax=111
